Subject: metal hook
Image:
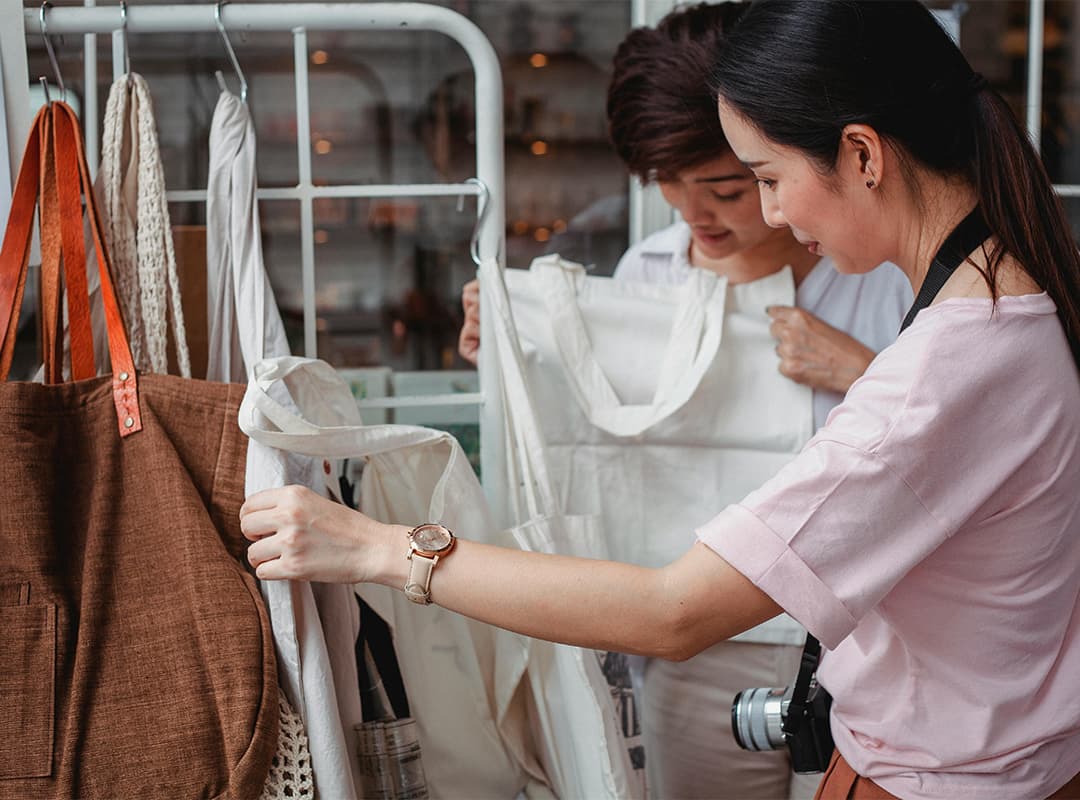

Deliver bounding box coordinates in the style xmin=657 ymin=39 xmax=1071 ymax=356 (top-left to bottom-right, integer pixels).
xmin=214 ymin=1 xmax=248 ymax=104
xmin=39 ymin=2 xmax=66 ymax=105
xmin=120 ymin=1 xmax=133 ymax=87
xmin=465 ymin=177 xmax=491 ymax=267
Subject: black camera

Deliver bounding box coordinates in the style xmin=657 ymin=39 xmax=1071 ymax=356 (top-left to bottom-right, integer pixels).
xmin=729 ymin=636 xmax=835 ymax=773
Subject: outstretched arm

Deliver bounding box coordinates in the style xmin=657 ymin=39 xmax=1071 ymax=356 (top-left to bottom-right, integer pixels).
xmin=240 ymin=486 xmax=781 ymax=661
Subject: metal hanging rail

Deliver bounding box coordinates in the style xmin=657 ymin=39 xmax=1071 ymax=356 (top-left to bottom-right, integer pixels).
xmin=23 ymin=2 xmax=510 ymax=515
xmin=25 ymin=2 xmax=506 ymax=358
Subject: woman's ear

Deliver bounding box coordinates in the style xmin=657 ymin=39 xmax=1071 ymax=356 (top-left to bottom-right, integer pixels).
xmin=840 ymin=124 xmax=886 ymax=190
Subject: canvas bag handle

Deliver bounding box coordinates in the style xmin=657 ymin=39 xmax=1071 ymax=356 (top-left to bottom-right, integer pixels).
xmin=478 ymin=257 xmax=562 ymax=520
xmin=529 ymin=255 xmax=726 ymax=438
xmin=0 ymin=102 xmax=142 ymax=436
xmin=239 ymin=356 xmax=461 ymax=522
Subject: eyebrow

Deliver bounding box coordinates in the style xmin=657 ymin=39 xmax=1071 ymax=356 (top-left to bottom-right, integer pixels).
xmin=740 ymin=160 xmax=769 ymax=169
xmin=692 ymin=174 xmax=752 ymax=184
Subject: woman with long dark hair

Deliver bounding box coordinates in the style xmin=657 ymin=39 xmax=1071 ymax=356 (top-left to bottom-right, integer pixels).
xmin=241 ymin=2 xmax=1080 ymax=796
xmin=464 ymin=11 xmax=910 ymax=794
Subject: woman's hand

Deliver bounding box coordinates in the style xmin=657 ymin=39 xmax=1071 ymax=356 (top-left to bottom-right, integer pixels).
xmin=239 ymin=485 xmax=405 ymax=584
xmin=458 ymin=279 xmax=480 ymax=366
xmin=768 ymin=306 xmax=876 ymax=394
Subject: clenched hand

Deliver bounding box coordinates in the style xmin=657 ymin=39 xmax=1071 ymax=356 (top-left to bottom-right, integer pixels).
xmin=767 ymin=306 xmax=876 ymax=395
xmin=240 ymin=485 xmax=401 ymax=584
xmin=458 ymin=279 xmax=480 ymax=366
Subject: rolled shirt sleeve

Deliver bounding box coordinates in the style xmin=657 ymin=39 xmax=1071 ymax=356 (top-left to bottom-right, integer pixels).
xmin=697 ymin=297 xmax=1069 ymax=650
xmin=697 ymin=438 xmax=947 ymax=649
xmin=697 ymin=318 xmax=954 ymax=649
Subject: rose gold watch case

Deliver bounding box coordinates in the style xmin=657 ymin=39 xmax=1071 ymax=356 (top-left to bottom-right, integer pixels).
xmin=407 ymin=523 xmax=456 ymax=559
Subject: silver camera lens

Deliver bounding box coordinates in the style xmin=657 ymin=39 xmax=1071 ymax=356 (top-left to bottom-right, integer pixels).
xmin=731 ymin=686 xmax=789 ymax=751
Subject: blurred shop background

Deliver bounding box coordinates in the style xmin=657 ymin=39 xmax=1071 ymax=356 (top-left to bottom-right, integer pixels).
xmin=16 ymin=0 xmax=1080 ymax=463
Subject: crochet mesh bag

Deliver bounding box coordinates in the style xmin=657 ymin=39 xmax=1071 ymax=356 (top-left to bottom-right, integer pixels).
xmin=260 ymin=692 xmax=315 ymax=799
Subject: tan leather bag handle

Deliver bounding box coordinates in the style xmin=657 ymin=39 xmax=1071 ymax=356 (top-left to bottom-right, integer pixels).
xmin=0 ymin=102 xmax=142 ymax=437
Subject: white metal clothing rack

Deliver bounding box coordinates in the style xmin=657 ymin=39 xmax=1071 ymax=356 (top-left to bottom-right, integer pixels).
xmin=20 ymin=2 xmax=511 ymax=513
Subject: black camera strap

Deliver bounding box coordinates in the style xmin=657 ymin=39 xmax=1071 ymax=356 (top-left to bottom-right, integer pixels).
xmin=781 ymin=634 xmax=822 ymax=737
xmin=782 ymin=205 xmax=991 ymax=739
xmin=899 ymin=206 xmax=991 ymax=333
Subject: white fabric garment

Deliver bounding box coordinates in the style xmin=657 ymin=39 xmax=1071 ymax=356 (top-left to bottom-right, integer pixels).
xmin=238 ymin=357 xmax=537 ymax=800
xmin=613 ymin=221 xmax=913 ymax=430
xmin=480 ymin=257 xmax=643 ymax=800
xmin=206 ymin=90 xmax=289 ymax=384
xmin=97 ymin=73 xmax=190 ymax=376
xmin=504 ymin=254 xmax=816 ymax=799
xmin=505 ymin=254 xmax=813 ymax=645
xmin=205 ymin=90 xmax=363 ymax=800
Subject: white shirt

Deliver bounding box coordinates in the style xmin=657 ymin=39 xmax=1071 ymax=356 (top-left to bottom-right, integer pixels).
xmin=613 ymin=221 xmax=913 ymax=430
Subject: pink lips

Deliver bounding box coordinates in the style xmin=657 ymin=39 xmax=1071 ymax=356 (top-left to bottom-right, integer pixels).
xmin=693 ymin=230 xmax=731 ymax=246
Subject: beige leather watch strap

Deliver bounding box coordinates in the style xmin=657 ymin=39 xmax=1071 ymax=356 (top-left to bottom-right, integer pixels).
xmin=404 ymin=552 xmax=438 ymax=605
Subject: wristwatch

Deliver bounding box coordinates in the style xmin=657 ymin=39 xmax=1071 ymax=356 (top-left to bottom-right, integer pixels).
xmin=404 ymin=523 xmax=456 ymax=605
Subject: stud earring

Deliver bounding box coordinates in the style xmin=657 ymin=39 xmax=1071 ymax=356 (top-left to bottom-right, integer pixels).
xmin=866 ymin=179 xmax=876 ymax=189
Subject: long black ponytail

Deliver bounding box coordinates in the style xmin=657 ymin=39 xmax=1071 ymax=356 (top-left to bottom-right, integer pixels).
xmin=711 ymin=0 xmax=1080 ymax=368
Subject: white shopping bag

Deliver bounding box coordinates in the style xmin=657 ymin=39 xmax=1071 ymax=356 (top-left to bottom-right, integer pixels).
xmin=239 ymin=356 xmax=537 ymax=800
xmin=519 ymin=254 xmax=727 ymax=438
xmin=205 ymin=90 xmax=363 ymax=799
xmin=481 ymin=257 xmax=644 ymax=800
xmin=503 ymin=255 xmax=814 ymax=572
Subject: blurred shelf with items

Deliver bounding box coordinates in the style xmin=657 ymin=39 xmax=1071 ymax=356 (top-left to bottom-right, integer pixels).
xmin=927 ymin=0 xmax=1080 ymax=199
xmin=16 ymin=0 xmax=1080 ymax=389
xmin=20 ymin=0 xmax=632 ymax=384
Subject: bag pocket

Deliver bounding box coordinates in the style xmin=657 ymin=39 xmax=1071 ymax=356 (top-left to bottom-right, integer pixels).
xmin=0 ymin=601 xmax=56 ymax=779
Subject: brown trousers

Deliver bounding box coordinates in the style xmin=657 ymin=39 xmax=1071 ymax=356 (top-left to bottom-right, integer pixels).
xmin=814 ymin=751 xmax=1080 ymax=800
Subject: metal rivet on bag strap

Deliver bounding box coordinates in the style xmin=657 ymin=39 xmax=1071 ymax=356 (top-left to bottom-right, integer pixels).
xmin=124 ymin=416 xmax=134 ymax=428
xmin=119 ymin=372 xmax=129 ymax=381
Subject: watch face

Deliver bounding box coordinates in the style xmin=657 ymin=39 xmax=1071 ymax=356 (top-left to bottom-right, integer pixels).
xmin=411 ymin=524 xmax=452 ymax=552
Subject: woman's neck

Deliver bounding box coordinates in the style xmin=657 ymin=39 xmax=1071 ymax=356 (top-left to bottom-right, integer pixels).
xmin=689 ymin=229 xmax=819 ymax=287
xmin=893 ymin=176 xmax=1042 ymax=300
xmin=891 ymin=176 xmax=980 ymax=292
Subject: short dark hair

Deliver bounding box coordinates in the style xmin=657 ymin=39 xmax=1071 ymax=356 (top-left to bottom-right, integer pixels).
xmin=607 ymin=2 xmax=749 ymax=182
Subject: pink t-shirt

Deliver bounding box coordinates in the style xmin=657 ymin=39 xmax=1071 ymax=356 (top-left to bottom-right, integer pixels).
xmin=697 ymin=293 xmax=1080 ymax=799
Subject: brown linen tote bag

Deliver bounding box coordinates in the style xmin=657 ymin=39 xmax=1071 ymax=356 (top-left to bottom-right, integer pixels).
xmin=0 ymin=102 xmax=277 ymax=799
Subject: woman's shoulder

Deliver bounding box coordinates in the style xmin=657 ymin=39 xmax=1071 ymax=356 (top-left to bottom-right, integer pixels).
xmin=933 ymin=253 xmax=1043 ymax=304
xmin=829 ymin=292 xmax=1072 ymax=450
xmin=887 ymin=291 xmax=1060 ymax=377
